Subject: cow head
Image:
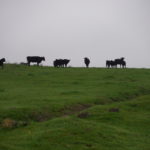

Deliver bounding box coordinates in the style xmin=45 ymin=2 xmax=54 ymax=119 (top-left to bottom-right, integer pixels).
xmin=42 ymin=57 xmax=45 ymax=61
xmin=121 ymin=57 xmax=125 ymax=60
xmin=1 ymin=58 xmax=6 ymax=62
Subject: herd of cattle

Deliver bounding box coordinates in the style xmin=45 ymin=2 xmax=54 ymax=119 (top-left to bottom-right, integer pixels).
xmin=0 ymin=56 xmax=126 ymax=69
xmin=106 ymin=57 xmax=126 ymax=68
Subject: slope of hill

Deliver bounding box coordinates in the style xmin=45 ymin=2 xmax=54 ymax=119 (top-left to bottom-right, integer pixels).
xmin=0 ymin=64 xmax=150 ymax=150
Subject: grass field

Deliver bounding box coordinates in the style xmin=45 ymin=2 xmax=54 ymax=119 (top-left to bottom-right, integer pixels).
xmin=0 ymin=64 xmax=150 ymax=150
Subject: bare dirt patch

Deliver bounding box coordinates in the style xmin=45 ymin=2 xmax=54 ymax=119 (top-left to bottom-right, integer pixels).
xmin=62 ymin=104 xmax=92 ymax=116
xmin=30 ymin=111 xmax=53 ymax=122
xmin=1 ymin=118 xmax=28 ymax=128
xmin=108 ymin=108 xmax=120 ymax=112
xmin=77 ymin=112 xmax=90 ymax=119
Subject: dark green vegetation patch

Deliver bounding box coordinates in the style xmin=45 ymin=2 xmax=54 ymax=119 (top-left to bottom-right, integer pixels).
xmin=0 ymin=64 xmax=150 ymax=150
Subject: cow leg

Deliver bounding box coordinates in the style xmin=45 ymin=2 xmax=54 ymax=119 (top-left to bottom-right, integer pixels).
xmin=28 ymin=62 xmax=30 ymax=66
xmin=86 ymin=63 xmax=88 ymax=68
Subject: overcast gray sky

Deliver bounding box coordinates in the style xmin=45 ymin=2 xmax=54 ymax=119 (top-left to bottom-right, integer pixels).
xmin=0 ymin=0 xmax=150 ymax=68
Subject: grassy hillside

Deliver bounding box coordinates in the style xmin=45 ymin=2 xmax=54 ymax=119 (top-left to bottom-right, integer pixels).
xmin=0 ymin=64 xmax=150 ymax=150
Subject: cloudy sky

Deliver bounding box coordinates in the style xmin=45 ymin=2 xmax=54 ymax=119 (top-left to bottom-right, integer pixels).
xmin=0 ymin=0 xmax=150 ymax=68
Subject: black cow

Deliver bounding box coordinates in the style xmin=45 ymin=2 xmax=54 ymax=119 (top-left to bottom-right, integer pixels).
xmin=106 ymin=60 xmax=117 ymax=68
xmin=53 ymin=59 xmax=62 ymax=67
xmin=84 ymin=57 xmax=90 ymax=68
xmin=106 ymin=60 xmax=111 ymax=68
xmin=122 ymin=60 xmax=126 ymax=68
xmin=63 ymin=59 xmax=70 ymax=67
xmin=0 ymin=58 xmax=6 ymax=69
xmin=27 ymin=56 xmax=45 ymax=66
xmin=53 ymin=59 xmax=58 ymax=67
xmin=114 ymin=57 xmax=125 ymax=68
xmin=106 ymin=57 xmax=126 ymax=68
xmin=53 ymin=59 xmax=70 ymax=67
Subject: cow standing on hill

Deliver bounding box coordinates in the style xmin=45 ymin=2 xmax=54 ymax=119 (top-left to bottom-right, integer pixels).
xmin=106 ymin=60 xmax=111 ymax=68
xmin=0 ymin=58 xmax=6 ymax=69
xmin=106 ymin=57 xmax=126 ymax=68
xmin=53 ymin=59 xmax=70 ymax=67
xmin=122 ymin=60 xmax=126 ymax=68
xmin=63 ymin=59 xmax=70 ymax=67
xmin=106 ymin=60 xmax=116 ymax=68
xmin=84 ymin=57 xmax=90 ymax=68
xmin=114 ymin=57 xmax=125 ymax=68
xmin=27 ymin=56 xmax=45 ymax=66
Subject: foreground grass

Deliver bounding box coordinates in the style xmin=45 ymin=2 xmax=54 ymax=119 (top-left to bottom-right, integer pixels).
xmin=0 ymin=64 xmax=150 ymax=150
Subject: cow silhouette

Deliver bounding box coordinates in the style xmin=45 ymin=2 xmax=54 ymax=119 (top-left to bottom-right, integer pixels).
xmin=27 ymin=56 xmax=45 ymax=66
xmin=0 ymin=58 xmax=6 ymax=69
xmin=114 ymin=57 xmax=125 ymax=68
xmin=106 ymin=60 xmax=117 ymax=68
xmin=84 ymin=57 xmax=90 ymax=68
xmin=106 ymin=57 xmax=126 ymax=68
xmin=106 ymin=60 xmax=111 ymax=68
xmin=53 ymin=59 xmax=70 ymax=67
xmin=122 ymin=60 xmax=126 ymax=68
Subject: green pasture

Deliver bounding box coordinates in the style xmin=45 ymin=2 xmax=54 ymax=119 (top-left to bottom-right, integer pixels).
xmin=0 ymin=64 xmax=150 ymax=150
